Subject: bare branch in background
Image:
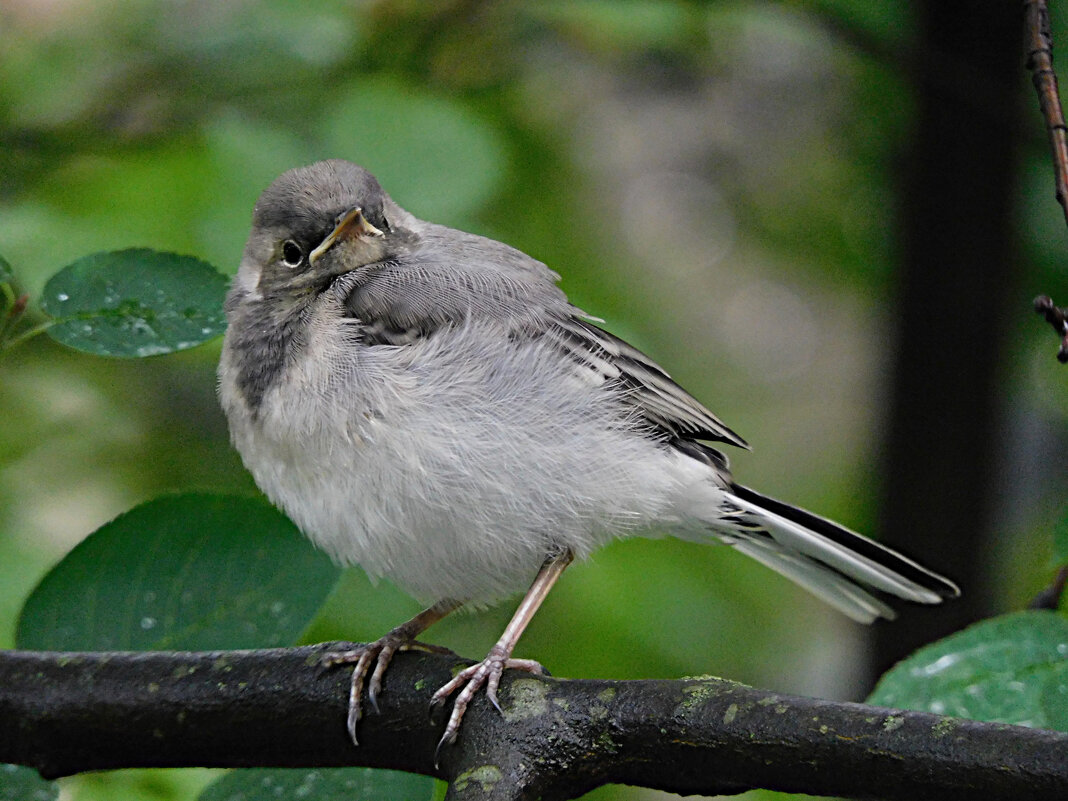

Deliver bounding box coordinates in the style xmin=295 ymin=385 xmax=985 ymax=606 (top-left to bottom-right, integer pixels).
xmin=1025 ymin=0 xmax=1068 ymax=227
xmin=1029 ymin=564 xmax=1068 ymax=609
xmin=1024 ymin=3 xmax=1068 ymax=363
xmin=1033 ymin=294 xmax=1068 ymax=362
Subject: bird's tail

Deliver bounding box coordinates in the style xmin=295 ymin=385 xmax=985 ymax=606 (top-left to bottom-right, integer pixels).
xmin=718 ymin=484 xmax=959 ymax=624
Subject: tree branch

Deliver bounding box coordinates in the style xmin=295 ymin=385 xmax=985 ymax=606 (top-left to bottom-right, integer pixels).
xmin=1033 ymin=294 xmax=1068 ymax=362
xmin=1024 ymin=0 xmax=1068 ymax=365
xmin=1024 ymin=0 xmax=1068 ymax=229
xmin=1 ymin=646 xmax=1066 ymax=801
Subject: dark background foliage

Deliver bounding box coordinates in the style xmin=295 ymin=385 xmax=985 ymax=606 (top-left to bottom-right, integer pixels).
xmin=2 ymin=2 xmax=1067 ymax=799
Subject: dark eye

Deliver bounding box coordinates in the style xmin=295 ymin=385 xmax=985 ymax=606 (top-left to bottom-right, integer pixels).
xmin=281 ymin=240 xmax=304 ymax=268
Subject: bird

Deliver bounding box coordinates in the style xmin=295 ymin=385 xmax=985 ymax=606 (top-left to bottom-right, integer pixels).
xmin=217 ymin=159 xmax=959 ymax=752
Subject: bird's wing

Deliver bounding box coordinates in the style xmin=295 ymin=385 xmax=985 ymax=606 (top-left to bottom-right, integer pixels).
xmin=342 ymin=241 xmax=568 ymax=346
xmin=544 ymin=315 xmax=749 ymax=449
xmin=342 ymin=240 xmax=747 ymax=449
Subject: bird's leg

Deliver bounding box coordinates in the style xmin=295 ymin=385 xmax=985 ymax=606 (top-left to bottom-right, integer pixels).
xmin=322 ymin=598 xmax=461 ymax=744
xmin=431 ymin=549 xmax=574 ymax=753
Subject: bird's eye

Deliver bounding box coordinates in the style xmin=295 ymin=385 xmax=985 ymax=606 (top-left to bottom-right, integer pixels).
xmin=281 ymin=240 xmax=304 ymax=268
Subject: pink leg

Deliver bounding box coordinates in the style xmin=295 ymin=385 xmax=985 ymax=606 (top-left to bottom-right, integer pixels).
xmin=322 ymin=598 xmax=461 ymax=744
xmin=431 ymin=549 xmax=574 ymax=753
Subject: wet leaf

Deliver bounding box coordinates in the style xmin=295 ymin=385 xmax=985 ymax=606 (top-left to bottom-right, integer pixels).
xmin=868 ymin=610 xmax=1068 ymax=730
xmin=41 ymin=249 xmax=228 ymax=357
xmin=16 ymin=494 xmax=340 ymax=651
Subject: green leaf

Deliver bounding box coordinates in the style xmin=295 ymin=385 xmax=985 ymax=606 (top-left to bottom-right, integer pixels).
xmin=868 ymin=610 xmax=1068 ymax=730
xmin=40 ymin=249 xmax=228 ymax=357
xmin=0 ymin=253 xmax=13 ymax=285
xmin=1040 ymin=659 xmax=1068 ymax=730
xmin=1053 ymin=506 xmax=1068 ymax=566
xmin=198 ymin=768 xmax=437 ymax=801
xmin=0 ymin=764 xmax=58 ymax=801
xmin=318 ymin=77 xmax=506 ymax=223
xmin=16 ymin=494 xmax=341 ymax=651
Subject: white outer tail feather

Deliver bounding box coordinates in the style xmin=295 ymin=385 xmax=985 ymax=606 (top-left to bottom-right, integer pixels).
xmin=729 ymin=537 xmax=896 ymax=623
xmin=717 ymin=491 xmax=954 ymax=623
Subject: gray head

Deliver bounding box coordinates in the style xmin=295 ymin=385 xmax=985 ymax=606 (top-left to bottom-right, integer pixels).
xmin=231 ymin=160 xmax=414 ymax=307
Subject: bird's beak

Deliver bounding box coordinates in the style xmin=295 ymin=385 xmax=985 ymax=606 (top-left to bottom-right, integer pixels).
xmin=309 ymin=207 xmax=384 ymax=265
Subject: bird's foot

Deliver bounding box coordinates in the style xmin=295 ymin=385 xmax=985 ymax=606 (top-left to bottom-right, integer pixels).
xmin=322 ymin=637 xmax=454 ymax=744
xmin=430 ymin=644 xmax=545 ymax=757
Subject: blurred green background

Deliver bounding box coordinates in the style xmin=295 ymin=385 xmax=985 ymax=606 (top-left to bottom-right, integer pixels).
xmin=2 ymin=1 xmax=1067 ymax=800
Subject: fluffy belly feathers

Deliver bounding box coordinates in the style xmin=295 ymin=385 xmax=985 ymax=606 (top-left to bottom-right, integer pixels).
xmin=223 ymin=320 xmax=686 ymax=605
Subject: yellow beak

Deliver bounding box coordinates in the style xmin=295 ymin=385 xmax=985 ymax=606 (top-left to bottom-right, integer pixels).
xmin=309 ymin=207 xmax=384 ymax=265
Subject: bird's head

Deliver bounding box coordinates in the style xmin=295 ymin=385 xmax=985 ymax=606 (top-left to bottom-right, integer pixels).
xmin=232 ymin=160 xmax=411 ymax=310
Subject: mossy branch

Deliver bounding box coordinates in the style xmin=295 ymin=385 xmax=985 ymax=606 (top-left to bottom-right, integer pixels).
xmin=1 ymin=645 xmax=1065 ymax=801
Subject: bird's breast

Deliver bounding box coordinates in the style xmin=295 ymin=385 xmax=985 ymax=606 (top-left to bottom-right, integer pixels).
xmin=221 ymin=309 xmax=685 ymax=605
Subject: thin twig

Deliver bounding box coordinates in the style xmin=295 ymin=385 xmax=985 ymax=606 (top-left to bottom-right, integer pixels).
xmin=0 ymin=293 xmax=29 ymax=348
xmin=1029 ymin=565 xmax=1068 ymax=608
xmin=1033 ymin=294 xmax=1068 ymax=361
xmin=0 ymin=317 xmax=53 ymax=355
xmin=1025 ymin=0 xmax=1068 ymax=229
xmin=0 ymin=281 xmax=16 ymax=309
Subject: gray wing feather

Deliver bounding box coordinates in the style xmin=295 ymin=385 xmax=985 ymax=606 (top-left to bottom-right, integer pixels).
xmin=341 ymin=225 xmax=748 ymax=449
xmin=344 ymin=261 xmax=566 ymax=345
xmin=342 ymin=222 xmax=569 ymax=345
xmin=547 ymin=317 xmax=749 ymax=449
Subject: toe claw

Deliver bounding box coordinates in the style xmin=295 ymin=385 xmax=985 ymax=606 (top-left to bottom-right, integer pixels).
xmin=322 ymin=638 xmax=412 ymax=746
xmin=346 ymin=706 xmax=360 ymax=746
xmin=429 ymin=670 xmax=464 ymax=710
xmin=430 ymin=653 xmax=535 ymax=751
xmin=485 ymin=670 xmax=504 ymax=713
xmin=433 ymin=734 xmax=452 ymax=770
xmin=367 ymin=644 xmax=396 ymax=714
xmin=366 ymin=667 xmax=382 ymax=714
